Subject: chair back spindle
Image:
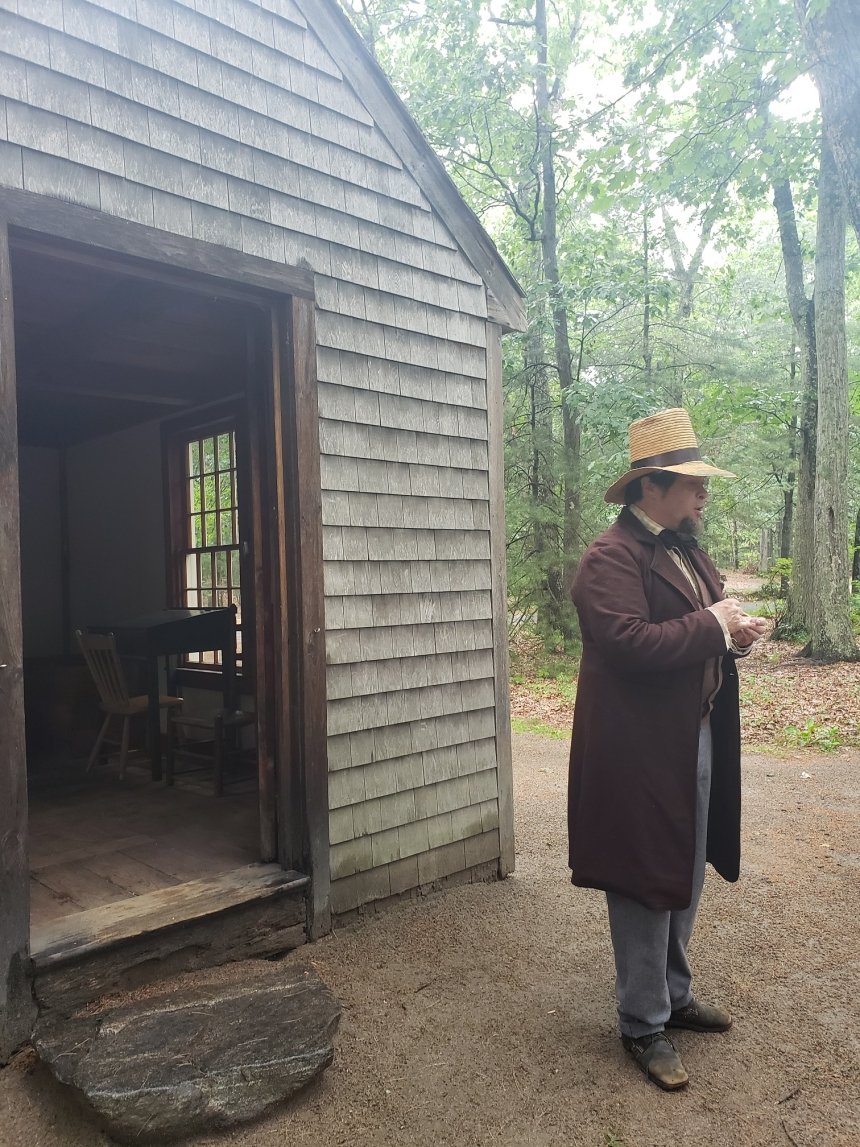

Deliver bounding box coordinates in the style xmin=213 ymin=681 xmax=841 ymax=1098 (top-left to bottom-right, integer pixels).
xmin=75 ymin=629 xmax=132 ymax=709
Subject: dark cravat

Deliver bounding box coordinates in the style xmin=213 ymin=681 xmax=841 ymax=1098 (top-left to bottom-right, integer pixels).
xmin=659 ymin=528 xmax=699 ymax=552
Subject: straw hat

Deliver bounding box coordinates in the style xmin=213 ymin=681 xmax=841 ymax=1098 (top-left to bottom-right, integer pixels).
xmin=604 ymin=408 xmax=736 ymax=504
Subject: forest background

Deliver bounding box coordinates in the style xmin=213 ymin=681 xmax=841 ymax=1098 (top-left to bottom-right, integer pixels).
xmin=342 ymin=0 xmax=860 ymax=747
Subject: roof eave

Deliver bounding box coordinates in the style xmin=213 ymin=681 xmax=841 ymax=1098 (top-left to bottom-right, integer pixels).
xmin=295 ymin=0 xmax=527 ymax=334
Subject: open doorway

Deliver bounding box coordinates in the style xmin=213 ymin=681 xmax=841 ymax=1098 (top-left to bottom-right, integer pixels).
xmin=12 ymin=235 xmax=285 ymax=941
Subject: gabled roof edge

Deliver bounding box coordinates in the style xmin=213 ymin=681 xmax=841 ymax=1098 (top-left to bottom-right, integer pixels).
xmin=294 ymin=0 xmax=527 ymax=333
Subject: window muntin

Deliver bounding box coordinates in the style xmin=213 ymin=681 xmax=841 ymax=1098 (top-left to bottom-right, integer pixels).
xmin=180 ymin=428 xmax=243 ymax=667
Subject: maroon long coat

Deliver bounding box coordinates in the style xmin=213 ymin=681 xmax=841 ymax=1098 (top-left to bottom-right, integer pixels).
xmin=567 ymin=508 xmax=742 ymax=911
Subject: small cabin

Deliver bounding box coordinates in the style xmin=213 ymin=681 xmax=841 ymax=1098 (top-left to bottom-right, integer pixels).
xmin=0 ymin=0 xmax=526 ymax=1055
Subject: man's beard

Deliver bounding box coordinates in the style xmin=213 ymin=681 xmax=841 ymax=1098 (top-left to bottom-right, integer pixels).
xmin=677 ymin=514 xmax=702 ymax=539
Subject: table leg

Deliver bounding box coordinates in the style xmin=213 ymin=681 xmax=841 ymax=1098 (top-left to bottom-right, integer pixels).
xmin=148 ymin=656 xmax=162 ymax=781
xmin=222 ymin=638 xmax=237 ymax=713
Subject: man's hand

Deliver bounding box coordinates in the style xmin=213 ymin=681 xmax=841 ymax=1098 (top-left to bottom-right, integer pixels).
xmin=732 ymin=618 xmax=767 ymax=647
xmin=710 ymin=598 xmax=768 ymax=644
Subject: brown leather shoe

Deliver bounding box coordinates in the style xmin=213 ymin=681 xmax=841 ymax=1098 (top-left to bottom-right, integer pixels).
xmin=666 ymin=998 xmax=732 ymax=1033
xmin=621 ymin=1032 xmax=689 ymax=1091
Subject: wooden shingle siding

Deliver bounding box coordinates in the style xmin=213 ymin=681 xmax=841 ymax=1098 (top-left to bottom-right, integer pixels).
xmin=321 ymin=493 xmax=490 ymax=533
xmin=316 ymin=316 xmax=486 ymax=376
xmin=323 ymin=588 xmax=492 ymax=630
xmin=317 ymin=346 xmax=489 ymax=404
xmin=322 ymin=558 xmax=491 ymax=598
xmin=324 ymin=618 xmax=493 ymax=670
xmin=328 ymin=739 xmax=497 ymax=818
xmin=323 ymin=528 xmax=491 ymax=566
xmin=0 ymin=3 xmax=494 ymax=250
xmin=315 ymin=281 xmax=487 ymax=341
xmin=330 ymin=826 xmax=502 ymax=913
xmin=318 ymin=386 xmax=488 ymax=442
xmin=326 ymin=677 xmax=495 ymax=738
xmin=2 ymin=0 xmax=513 ymax=913
xmin=319 ymin=421 xmax=488 ymax=472
xmin=326 ymin=648 xmax=494 ymax=702
xmin=327 ymin=708 xmax=497 ymax=778
xmin=330 ymin=793 xmax=499 ymax=879
xmin=330 ymin=781 xmax=498 ymax=864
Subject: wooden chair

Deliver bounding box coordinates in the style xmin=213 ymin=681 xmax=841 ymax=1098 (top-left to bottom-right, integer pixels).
xmin=166 ymin=708 xmax=256 ymax=796
xmin=75 ymin=629 xmax=182 ymax=779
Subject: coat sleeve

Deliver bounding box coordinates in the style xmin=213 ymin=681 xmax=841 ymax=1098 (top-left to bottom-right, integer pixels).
xmin=574 ymin=539 xmax=729 ymax=673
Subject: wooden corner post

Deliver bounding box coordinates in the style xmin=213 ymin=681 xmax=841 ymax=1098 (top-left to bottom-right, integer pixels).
xmin=0 ymin=221 xmax=36 ymax=1060
xmin=278 ymin=296 xmax=331 ymax=939
xmin=486 ymin=323 xmax=515 ymax=876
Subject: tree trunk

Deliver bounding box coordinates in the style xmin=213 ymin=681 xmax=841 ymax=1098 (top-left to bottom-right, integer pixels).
xmin=852 ymin=506 xmax=860 ymax=588
xmin=535 ymin=0 xmax=578 ymax=647
xmin=642 ymin=212 xmax=655 ymax=383
xmin=797 ymin=0 xmax=860 ymax=250
xmin=758 ymin=529 xmax=770 ymax=573
xmin=525 ymin=315 xmax=552 ymax=548
xmin=780 ymin=376 xmax=799 ymax=565
xmin=524 ymin=287 xmax=560 ymax=644
xmin=778 ymin=403 xmax=798 ymax=595
xmin=662 ymin=208 xmax=717 ymax=406
xmin=780 ymin=487 xmax=794 ymax=562
xmin=807 ymin=138 xmax=858 ymax=660
xmin=773 ymin=179 xmax=816 ymax=633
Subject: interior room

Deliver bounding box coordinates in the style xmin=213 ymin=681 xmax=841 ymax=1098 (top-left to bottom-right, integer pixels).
xmin=13 ymin=236 xmax=271 ymax=939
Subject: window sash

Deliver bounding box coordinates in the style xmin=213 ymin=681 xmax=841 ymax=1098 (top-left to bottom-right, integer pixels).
xmin=172 ymin=424 xmax=244 ymax=669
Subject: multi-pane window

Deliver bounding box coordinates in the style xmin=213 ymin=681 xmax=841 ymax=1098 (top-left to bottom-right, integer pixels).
xmin=181 ymin=428 xmax=243 ymax=667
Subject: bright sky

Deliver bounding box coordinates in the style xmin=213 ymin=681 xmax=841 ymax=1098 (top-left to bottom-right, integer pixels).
xmin=771 ymin=73 xmax=819 ymax=120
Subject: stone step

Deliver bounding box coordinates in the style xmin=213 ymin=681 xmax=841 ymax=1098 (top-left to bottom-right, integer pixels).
xmin=35 ymin=962 xmax=340 ymax=1144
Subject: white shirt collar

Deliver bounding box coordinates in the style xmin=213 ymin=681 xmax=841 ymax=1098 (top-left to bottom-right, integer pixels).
xmin=629 ymin=504 xmax=664 ymax=536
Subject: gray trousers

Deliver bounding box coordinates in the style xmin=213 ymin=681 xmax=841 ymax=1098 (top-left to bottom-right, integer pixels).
xmin=605 ymin=720 xmax=713 ymax=1038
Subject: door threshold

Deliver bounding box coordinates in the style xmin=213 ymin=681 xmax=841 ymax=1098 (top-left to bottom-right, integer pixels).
xmin=31 ymin=863 xmax=310 ymax=969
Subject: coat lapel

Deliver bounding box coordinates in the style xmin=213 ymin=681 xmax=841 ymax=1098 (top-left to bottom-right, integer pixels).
xmin=617 ymin=507 xmax=702 ymax=611
xmin=650 ymin=544 xmax=701 ymax=610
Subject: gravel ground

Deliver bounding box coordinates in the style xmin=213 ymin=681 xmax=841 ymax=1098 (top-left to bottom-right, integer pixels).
xmin=1 ymin=733 xmax=858 ymax=1147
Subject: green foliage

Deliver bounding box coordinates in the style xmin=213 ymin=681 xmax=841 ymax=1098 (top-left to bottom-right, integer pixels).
xmin=783 ymin=720 xmax=844 ymax=751
xmin=761 ymin=558 xmax=793 ymax=599
xmin=342 ymin=0 xmax=860 ymax=645
xmin=751 ymin=558 xmax=794 ymax=632
xmin=531 ymin=667 xmax=578 ymax=704
xmin=753 ymin=559 xmax=805 ymax=637
xmin=510 ymin=717 xmax=568 ymax=739
xmin=771 ymin=619 xmax=809 ymax=642
xmin=510 ymin=640 xmax=579 ymax=695
xmin=851 ymin=594 xmax=860 ymax=634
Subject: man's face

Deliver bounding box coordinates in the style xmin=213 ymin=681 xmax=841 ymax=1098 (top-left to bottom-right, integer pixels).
xmin=644 ymin=475 xmax=710 ymax=534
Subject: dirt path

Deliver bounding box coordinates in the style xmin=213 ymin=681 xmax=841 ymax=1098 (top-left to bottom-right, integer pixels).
xmin=2 ymin=735 xmax=858 ymax=1147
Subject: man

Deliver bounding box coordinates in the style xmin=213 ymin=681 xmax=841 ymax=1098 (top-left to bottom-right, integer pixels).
xmin=567 ymin=408 xmax=766 ymax=1091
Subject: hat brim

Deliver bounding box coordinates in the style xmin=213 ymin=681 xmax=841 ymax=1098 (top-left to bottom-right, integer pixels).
xmin=604 ymin=460 xmax=737 ymax=504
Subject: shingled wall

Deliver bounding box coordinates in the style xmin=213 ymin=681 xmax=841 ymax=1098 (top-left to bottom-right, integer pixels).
xmin=0 ymin=0 xmax=512 ymax=914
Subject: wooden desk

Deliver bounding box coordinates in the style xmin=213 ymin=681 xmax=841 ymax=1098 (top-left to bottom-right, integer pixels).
xmin=93 ymin=607 xmax=237 ymax=781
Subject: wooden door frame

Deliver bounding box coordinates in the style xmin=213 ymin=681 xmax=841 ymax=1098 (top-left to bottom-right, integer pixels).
xmin=274 ymin=296 xmax=329 ymax=936
xmin=0 ymin=189 xmax=331 ymax=1053
xmin=0 ymin=218 xmax=35 ymax=1062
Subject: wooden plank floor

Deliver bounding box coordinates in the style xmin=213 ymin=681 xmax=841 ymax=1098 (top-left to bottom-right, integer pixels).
xmin=28 ymin=757 xmax=260 ymax=930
